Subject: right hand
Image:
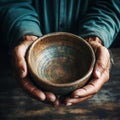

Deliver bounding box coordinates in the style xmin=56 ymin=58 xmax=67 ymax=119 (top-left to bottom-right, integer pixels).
xmin=11 ymin=35 xmax=60 ymax=106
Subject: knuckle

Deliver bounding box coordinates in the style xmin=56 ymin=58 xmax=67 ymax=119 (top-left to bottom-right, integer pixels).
xmin=82 ymin=87 xmax=88 ymax=93
xmin=97 ymin=61 xmax=106 ymax=71
xmin=31 ymin=88 xmax=46 ymax=101
xmin=24 ymin=82 xmax=33 ymax=91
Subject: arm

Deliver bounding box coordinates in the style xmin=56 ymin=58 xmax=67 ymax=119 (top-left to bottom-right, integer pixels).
xmin=79 ymin=0 xmax=120 ymax=48
xmin=0 ymin=0 xmax=42 ymax=48
xmin=64 ymin=37 xmax=110 ymax=106
xmin=0 ymin=0 xmax=58 ymax=105
xmin=12 ymin=35 xmax=57 ymax=105
xmin=63 ymin=0 xmax=119 ymax=106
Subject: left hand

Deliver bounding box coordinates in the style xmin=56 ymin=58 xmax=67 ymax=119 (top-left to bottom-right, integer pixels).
xmin=11 ymin=35 xmax=59 ymax=106
xmin=63 ymin=37 xmax=110 ymax=106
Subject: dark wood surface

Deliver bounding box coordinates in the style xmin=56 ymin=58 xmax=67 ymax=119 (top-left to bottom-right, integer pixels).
xmin=0 ymin=47 xmax=120 ymax=120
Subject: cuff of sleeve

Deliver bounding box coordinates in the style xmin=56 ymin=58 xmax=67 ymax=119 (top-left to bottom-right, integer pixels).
xmin=9 ymin=23 xmax=42 ymax=48
xmin=79 ymin=29 xmax=112 ymax=48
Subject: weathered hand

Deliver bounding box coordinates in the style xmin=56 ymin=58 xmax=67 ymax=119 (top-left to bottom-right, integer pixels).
xmin=64 ymin=37 xmax=110 ymax=106
xmin=11 ymin=35 xmax=59 ymax=106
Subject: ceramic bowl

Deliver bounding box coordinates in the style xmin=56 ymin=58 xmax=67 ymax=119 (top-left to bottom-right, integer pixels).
xmin=26 ymin=32 xmax=95 ymax=95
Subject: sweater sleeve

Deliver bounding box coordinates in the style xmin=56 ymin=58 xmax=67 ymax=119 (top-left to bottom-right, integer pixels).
xmin=79 ymin=0 xmax=120 ymax=48
xmin=0 ymin=0 xmax=42 ymax=48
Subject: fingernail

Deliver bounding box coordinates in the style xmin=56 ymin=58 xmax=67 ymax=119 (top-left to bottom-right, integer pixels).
xmin=66 ymin=102 xmax=72 ymax=106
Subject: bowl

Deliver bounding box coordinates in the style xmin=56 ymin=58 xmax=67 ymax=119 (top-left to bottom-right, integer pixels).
xmin=26 ymin=32 xmax=95 ymax=95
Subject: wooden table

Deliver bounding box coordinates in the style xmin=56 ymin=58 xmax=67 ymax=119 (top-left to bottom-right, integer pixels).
xmin=0 ymin=47 xmax=120 ymax=120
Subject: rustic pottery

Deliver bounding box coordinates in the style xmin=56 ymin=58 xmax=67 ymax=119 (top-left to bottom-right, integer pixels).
xmin=26 ymin=32 xmax=95 ymax=95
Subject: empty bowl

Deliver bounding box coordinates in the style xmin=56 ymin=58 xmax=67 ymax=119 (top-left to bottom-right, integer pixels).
xmin=26 ymin=32 xmax=95 ymax=95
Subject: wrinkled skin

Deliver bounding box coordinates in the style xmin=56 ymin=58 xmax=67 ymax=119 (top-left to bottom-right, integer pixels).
xmin=11 ymin=35 xmax=110 ymax=107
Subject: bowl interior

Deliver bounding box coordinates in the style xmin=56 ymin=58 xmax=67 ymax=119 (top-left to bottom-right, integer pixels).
xmin=28 ymin=33 xmax=94 ymax=84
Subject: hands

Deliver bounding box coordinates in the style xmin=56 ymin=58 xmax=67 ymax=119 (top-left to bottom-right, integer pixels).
xmin=64 ymin=36 xmax=110 ymax=106
xmin=12 ymin=35 xmax=59 ymax=106
xmin=12 ymin=35 xmax=110 ymax=107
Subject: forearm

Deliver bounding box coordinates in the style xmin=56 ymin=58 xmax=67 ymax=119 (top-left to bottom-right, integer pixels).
xmin=0 ymin=0 xmax=42 ymax=48
xmin=79 ymin=0 xmax=120 ymax=48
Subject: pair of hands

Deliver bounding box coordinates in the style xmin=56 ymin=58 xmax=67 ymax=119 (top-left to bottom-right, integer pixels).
xmin=12 ymin=35 xmax=110 ymax=107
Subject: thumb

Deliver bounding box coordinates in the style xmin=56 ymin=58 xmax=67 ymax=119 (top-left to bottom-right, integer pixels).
xmin=93 ymin=46 xmax=110 ymax=79
xmin=12 ymin=36 xmax=38 ymax=78
xmin=12 ymin=44 xmax=27 ymax=78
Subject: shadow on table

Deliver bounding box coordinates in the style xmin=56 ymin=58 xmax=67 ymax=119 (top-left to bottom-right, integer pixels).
xmin=0 ymin=37 xmax=120 ymax=120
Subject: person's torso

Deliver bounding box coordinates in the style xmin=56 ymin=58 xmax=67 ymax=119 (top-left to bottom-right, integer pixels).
xmin=33 ymin=0 xmax=94 ymax=34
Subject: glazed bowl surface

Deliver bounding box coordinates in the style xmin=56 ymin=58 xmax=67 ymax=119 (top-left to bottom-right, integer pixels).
xmin=26 ymin=32 xmax=95 ymax=95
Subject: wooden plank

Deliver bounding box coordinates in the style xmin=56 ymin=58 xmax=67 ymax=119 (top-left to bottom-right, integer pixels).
xmin=0 ymin=48 xmax=120 ymax=120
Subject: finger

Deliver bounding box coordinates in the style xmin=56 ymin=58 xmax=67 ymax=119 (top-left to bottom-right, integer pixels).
xmin=43 ymin=94 xmax=60 ymax=106
xmin=87 ymin=39 xmax=110 ymax=79
xmin=65 ymin=95 xmax=93 ymax=106
xmin=20 ymin=77 xmax=46 ymax=101
xmin=71 ymin=66 xmax=110 ymax=98
xmin=94 ymin=46 xmax=110 ymax=79
xmin=45 ymin=92 xmax=56 ymax=102
xmin=68 ymin=63 xmax=110 ymax=106
xmin=86 ymin=37 xmax=102 ymax=53
xmin=53 ymin=99 xmax=60 ymax=107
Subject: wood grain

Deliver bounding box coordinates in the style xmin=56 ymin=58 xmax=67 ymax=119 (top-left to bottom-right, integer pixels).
xmin=0 ymin=48 xmax=120 ymax=120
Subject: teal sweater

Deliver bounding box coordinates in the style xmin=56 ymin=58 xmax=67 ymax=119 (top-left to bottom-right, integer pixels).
xmin=0 ymin=0 xmax=120 ymax=48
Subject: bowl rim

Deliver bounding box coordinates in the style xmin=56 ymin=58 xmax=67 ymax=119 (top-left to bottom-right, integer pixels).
xmin=26 ymin=32 xmax=95 ymax=87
